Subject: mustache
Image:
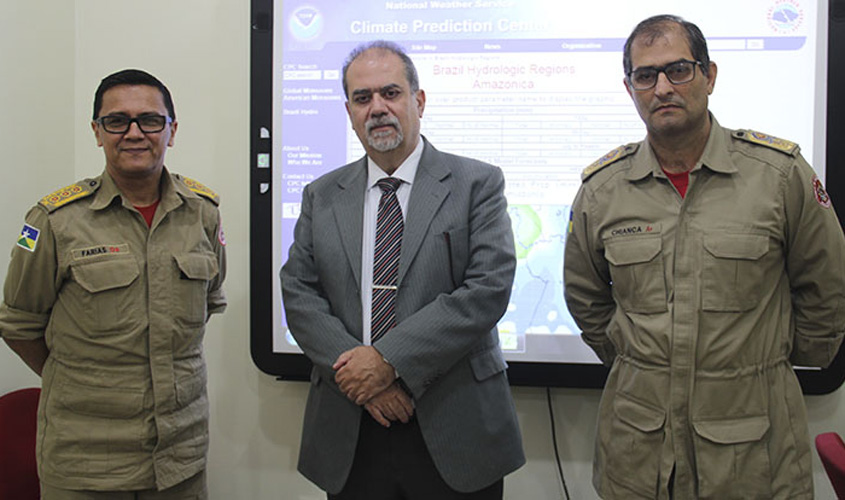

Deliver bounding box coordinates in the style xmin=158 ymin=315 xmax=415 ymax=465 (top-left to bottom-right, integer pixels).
xmin=652 ymin=98 xmax=684 ymax=112
xmin=366 ymin=115 xmax=400 ymax=133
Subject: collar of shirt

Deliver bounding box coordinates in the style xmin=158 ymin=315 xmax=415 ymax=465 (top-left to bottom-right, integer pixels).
xmin=90 ymin=166 xmax=185 ymax=214
xmin=366 ymin=137 xmax=424 ymax=192
xmin=627 ymin=114 xmax=738 ymax=181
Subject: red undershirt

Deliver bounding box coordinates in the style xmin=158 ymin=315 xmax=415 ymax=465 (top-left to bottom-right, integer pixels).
xmin=663 ymin=169 xmax=690 ymax=198
xmin=134 ymin=200 xmax=160 ymax=228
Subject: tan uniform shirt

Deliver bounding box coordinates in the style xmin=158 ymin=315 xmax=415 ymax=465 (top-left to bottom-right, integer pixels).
xmin=0 ymin=169 xmax=226 ymax=491
xmin=564 ymin=118 xmax=845 ymax=499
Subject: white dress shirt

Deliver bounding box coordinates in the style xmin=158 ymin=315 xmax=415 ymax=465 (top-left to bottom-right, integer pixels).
xmin=360 ymin=139 xmax=423 ymax=345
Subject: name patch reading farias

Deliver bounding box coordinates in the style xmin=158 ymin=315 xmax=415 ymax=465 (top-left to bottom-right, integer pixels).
xmin=72 ymin=244 xmax=130 ymax=260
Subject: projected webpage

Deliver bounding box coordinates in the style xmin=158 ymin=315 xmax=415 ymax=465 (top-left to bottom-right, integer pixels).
xmin=272 ymin=0 xmax=823 ymax=363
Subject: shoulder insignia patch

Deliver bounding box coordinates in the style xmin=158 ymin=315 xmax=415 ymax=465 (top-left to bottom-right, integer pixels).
xmin=38 ymin=180 xmax=98 ymax=212
xmin=812 ymin=174 xmax=832 ymax=209
xmin=733 ymin=130 xmax=798 ymax=155
xmin=16 ymin=223 xmax=40 ymax=252
xmin=582 ymin=144 xmax=637 ymax=181
xmin=179 ymin=176 xmax=220 ymax=205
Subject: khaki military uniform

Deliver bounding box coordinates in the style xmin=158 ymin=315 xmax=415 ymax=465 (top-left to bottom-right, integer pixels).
xmin=564 ymin=117 xmax=845 ymax=499
xmin=0 ymin=168 xmax=226 ymax=491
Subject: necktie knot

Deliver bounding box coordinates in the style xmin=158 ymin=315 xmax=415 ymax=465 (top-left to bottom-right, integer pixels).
xmin=377 ymin=177 xmax=402 ymax=194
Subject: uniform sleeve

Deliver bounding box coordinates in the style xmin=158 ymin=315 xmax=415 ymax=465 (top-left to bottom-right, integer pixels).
xmin=563 ymin=187 xmax=618 ymax=365
xmin=0 ymin=206 xmax=60 ymax=341
xmin=206 ymin=210 xmax=227 ymax=317
xmin=783 ymin=156 xmax=845 ymax=367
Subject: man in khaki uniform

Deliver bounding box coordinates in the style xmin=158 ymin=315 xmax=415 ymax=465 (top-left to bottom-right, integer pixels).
xmin=0 ymin=69 xmax=226 ymax=499
xmin=564 ymin=15 xmax=845 ymax=499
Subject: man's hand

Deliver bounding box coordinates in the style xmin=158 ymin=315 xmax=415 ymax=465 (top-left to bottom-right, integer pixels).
xmin=364 ymin=382 xmax=415 ymax=428
xmin=4 ymin=337 xmax=48 ymax=376
xmin=333 ymin=346 xmax=395 ymax=405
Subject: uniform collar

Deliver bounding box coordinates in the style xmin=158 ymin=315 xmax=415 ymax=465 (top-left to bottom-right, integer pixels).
xmin=698 ymin=116 xmax=739 ymax=175
xmin=626 ymin=114 xmax=738 ymax=181
xmin=89 ymin=166 xmax=186 ymax=211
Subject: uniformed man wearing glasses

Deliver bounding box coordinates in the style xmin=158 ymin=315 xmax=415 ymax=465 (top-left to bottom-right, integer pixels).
xmin=564 ymin=14 xmax=845 ymax=500
xmin=0 ymin=69 xmax=226 ymax=499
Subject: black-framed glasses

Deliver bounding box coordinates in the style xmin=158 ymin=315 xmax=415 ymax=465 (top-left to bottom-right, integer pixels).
xmin=95 ymin=114 xmax=173 ymax=134
xmin=627 ymin=59 xmax=702 ymax=91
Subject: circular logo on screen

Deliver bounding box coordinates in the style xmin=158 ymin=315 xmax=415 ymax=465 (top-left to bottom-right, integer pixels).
xmin=767 ymin=1 xmax=804 ymax=33
xmin=289 ymin=6 xmax=323 ymax=41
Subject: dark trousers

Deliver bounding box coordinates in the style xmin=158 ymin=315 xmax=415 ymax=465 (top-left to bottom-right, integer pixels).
xmin=329 ymin=414 xmax=504 ymax=500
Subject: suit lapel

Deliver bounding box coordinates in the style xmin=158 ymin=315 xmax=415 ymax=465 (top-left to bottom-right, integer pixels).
xmin=399 ymin=140 xmax=450 ymax=285
xmin=333 ymin=158 xmax=367 ymax=289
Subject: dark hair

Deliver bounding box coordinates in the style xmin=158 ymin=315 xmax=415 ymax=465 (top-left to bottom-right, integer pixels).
xmin=623 ymin=15 xmax=711 ymax=78
xmin=92 ymin=69 xmax=176 ymax=120
xmin=341 ymin=40 xmax=420 ymax=99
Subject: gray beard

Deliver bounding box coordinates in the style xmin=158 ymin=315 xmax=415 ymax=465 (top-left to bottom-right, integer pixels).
xmin=367 ymin=128 xmax=403 ymax=152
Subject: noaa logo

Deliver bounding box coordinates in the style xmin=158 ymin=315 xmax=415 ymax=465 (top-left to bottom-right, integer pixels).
xmin=289 ymin=6 xmax=323 ymax=41
xmin=767 ymin=0 xmax=804 ymax=33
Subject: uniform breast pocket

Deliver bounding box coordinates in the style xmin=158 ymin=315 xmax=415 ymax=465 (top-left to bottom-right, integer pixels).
xmin=173 ymin=252 xmax=219 ymax=327
xmin=71 ymin=257 xmax=141 ymax=334
xmin=702 ymin=234 xmax=769 ymax=312
xmin=604 ymin=237 xmax=667 ymax=314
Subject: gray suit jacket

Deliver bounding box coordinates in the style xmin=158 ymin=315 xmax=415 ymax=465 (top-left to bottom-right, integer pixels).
xmin=280 ymin=138 xmax=525 ymax=494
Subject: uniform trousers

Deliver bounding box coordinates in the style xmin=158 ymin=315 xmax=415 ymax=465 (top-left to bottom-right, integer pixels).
xmin=40 ymin=468 xmax=207 ymax=500
xmin=329 ymin=413 xmax=503 ymax=500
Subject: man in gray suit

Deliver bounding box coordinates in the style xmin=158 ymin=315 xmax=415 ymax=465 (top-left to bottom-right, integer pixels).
xmin=280 ymin=40 xmax=525 ymax=499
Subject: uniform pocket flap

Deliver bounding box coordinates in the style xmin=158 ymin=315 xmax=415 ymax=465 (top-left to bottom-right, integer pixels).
xmin=59 ymin=382 xmax=145 ymax=418
xmin=703 ymin=234 xmax=768 ymax=260
xmin=605 ymin=238 xmax=661 ymax=266
xmin=470 ymin=347 xmax=508 ymax=381
xmin=614 ymin=395 xmax=665 ymax=432
xmin=175 ymin=366 xmax=207 ymax=407
xmin=693 ymin=415 xmax=770 ymax=444
xmin=72 ymin=258 xmax=140 ymax=293
xmin=174 ymin=252 xmax=219 ymax=280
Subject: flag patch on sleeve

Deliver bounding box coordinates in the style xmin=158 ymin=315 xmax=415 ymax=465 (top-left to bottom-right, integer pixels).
xmin=17 ymin=224 xmax=40 ymax=252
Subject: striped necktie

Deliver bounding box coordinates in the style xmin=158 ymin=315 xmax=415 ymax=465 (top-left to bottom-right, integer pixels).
xmin=371 ymin=177 xmax=403 ymax=342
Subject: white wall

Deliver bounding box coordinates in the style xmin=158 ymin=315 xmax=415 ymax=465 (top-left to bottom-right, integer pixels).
xmin=0 ymin=0 xmax=75 ymax=392
xmin=0 ymin=2 xmax=842 ymax=498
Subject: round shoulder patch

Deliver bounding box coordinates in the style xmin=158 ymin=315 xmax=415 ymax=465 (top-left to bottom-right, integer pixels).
xmin=812 ymin=174 xmax=831 ymax=208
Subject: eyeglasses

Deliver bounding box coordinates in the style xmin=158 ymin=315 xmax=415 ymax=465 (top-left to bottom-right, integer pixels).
xmin=95 ymin=114 xmax=173 ymax=134
xmin=627 ymin=59 xmax=702 ymax=91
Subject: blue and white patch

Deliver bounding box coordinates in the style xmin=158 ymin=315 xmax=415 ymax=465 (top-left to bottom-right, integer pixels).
xmin=17 ymin=224 xmax=40 ymax=252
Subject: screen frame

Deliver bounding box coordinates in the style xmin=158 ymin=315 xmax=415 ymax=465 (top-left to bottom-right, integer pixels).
xmin=250 ymin=0 xmax=845 ymax=394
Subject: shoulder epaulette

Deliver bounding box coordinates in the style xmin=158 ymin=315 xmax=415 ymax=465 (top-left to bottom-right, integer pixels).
xmin=38 ymin=179 xmax=99 ymax=212
xmin=733 ymin=130 xmax=798 ymax=156
xmin=176 ymin=175 xmax=220 ymax=205
xmin=582 ymin=143 xmax=638 ymax=181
